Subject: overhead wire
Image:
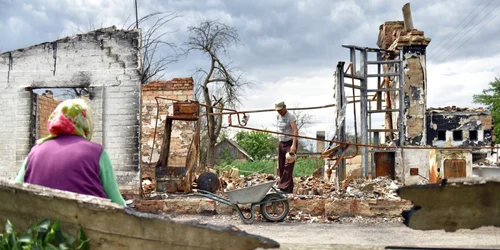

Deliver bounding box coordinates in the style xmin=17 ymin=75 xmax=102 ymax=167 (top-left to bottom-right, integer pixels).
xmin=430 ymin=0 xmax=494 ymax=60
xmin=435 ymin=3 xmax=500 ymax=64
xmin=427 ymin=0 xmax=485 ymax=56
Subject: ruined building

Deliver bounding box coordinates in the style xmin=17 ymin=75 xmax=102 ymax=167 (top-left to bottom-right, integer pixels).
xmin=426 ymin=106 xmax=494 ymax=160
xmin=0 ymin=26 xmax=200 ymax=199
xmin=333 ymin=3 xmax=495 ymax=186
xmin=0 ymin=27 xmax=143 ymax=197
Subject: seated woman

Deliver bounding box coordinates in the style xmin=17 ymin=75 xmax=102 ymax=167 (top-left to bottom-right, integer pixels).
xmin=15 ymin=99 xmax=125 ymax=206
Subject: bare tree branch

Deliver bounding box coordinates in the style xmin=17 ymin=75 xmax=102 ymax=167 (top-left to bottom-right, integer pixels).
xmin=126 ymin=11 xmax=181 ymax=84
xmin=184 ymin=20 xmax=251 ymax=167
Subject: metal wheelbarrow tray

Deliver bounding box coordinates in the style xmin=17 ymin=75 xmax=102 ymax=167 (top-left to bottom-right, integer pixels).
xmin=193 ymin=181 xmax=290 ymax=224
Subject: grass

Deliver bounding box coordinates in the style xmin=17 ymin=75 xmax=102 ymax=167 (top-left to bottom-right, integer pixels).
xmin=216 ymin=157 xmax=321 ymax=177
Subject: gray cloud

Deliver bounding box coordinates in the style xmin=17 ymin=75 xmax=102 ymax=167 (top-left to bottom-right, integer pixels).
xmin=1 ymin=0 xmax=499 ymax=136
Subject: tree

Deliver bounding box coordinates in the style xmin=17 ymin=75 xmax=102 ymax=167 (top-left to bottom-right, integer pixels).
xmin=75 ymin=12 xmax=180 ymax=84
xmin=185 ymin=20 xmax=249 ymax=167
xmin=290 ymin=108 xmax=314 ymax=152
xmin=473 ymin=77 xmax=500 ymax=143
xmin=291 ymin=109 xmax=314 ymax=132
xmin=235 ymin=130 xmax=277 ymax=160
xmin=127 ymin=12 xmax=180 ymax=84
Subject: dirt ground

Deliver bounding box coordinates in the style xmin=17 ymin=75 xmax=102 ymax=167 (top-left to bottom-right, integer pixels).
xmin=172 ymin=214 xmax=500 ymax=250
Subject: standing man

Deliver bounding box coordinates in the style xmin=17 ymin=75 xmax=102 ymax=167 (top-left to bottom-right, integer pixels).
xmin=275 ymin=100 xmax=298 ymax=194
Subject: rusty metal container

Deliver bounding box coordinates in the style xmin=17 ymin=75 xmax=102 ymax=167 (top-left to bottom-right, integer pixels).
xmin=374 ymin=151 xmax=395 ymax=179
xmin=173 ymin=102 xmax=198 ymax=117
xmin=429 ymin=149 xmax=472 ymax=183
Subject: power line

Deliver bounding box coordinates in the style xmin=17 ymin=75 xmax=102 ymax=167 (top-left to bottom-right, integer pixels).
xmin=430 ymin=0 xmax=492 ymax=59
xmin=428 ymin=0 xmax=485 ymax=55
xmin=435 ymin=6 xmax=500 ymax=64
xmin=439 ymin=1 xmax=500 ymax=61
xmin=435 ymin=2 xmax=500 ymax=63
xmin=429 ymin=0 xmax=493 ymax=60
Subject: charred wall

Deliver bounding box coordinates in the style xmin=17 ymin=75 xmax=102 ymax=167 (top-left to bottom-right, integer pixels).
xmin=426 ymin=108 xmax=493 ymax=156
xmin=0 ymin=27 xmax=142 ymax=196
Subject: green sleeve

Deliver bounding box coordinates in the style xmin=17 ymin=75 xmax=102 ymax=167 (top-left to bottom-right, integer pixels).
xmin=15 ymin=158 xmax=28 ymax=183
xmin=99 ymin=150 xmax=126 ymax=206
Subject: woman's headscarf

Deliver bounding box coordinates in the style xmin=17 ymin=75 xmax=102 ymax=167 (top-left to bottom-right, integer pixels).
xmin=37 ymin=98 xmax=94 ymax=144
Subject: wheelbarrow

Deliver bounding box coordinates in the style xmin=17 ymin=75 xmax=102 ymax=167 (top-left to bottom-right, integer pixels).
xmin=192 ymin=181 xmax=290 ymax=224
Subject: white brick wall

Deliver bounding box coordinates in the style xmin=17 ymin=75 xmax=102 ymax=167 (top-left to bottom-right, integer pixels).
xmin=0 ymin=27 xmax=142 ymax=194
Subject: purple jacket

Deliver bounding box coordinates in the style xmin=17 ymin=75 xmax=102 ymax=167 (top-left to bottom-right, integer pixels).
xmin=24 ymin=135 xmax=107 ymax=198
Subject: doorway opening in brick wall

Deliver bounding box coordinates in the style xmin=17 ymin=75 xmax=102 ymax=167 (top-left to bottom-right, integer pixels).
xmin=29 ymin=87 xmax=92 ymax=147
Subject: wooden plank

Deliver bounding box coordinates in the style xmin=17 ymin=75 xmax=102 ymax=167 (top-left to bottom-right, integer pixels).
xmin=157 ymin=118 xmax=173 ymax=169
xmin=0 ymin=180 xmax=279 ymax=250
xmin=398 ymin=177 xmax=500 ymax=232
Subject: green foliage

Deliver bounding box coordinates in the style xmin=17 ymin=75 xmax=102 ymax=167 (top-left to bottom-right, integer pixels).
xmin=293 ymin=158 xmax=321 ymax=177
xmin=0 ymin=219 xmax=89 ymax=250
xmin=219 ymin=148 xmax=235 ymax=166
xmin=235 ymin=130 xmax=277 ymax=160
xmin=473 ymin=77 xmax=500 ymax=143
xmin=218 ymin=158 xmax=319 ymax=177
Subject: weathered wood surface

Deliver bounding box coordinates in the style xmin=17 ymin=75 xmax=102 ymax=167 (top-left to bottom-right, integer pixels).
xmin=398 ymin=177 xmax=500 ymax=232
xmin=0 ymin=180 xmax=279 ymax=250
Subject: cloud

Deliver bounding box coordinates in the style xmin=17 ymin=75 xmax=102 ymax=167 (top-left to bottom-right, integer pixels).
xmin=1 ymin=0 xmax=499 ymax=141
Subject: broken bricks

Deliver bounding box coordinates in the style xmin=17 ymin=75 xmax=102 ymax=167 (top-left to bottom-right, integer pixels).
xmin=215 ymin=168 xmax=402 ymax=201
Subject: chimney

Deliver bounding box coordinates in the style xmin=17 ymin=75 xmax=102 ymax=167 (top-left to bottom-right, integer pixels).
xmin=377 ymin=3 xmax=431 ymax=146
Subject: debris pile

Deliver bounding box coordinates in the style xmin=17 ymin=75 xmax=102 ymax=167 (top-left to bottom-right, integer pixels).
xmin=216 ymin=167 xmax=402 ymax=201
xmin=284 ymin=212 xmax=402 ymax=224
xmin=287 ymin=211 xmax=339 ymax=224
xmin=142 ymin=177 xmax=156 ymax=197
xmin=221 ymin=172 xmax=277 ymax=191
xmin=294 ymin=176 xmax=335 ymax=197
xmin=339 ymin=177 xmax=401 ymax=200
xmin=473 ymin=158 xmax=500 ymax=167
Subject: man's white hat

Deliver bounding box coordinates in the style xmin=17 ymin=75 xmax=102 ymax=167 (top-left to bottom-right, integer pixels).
xmin=275 ymin=100 xmax=285 ymax=110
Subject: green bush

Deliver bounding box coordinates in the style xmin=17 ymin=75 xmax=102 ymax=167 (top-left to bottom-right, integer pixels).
xmin=217 ymin=158 xmax=320 ymax=177
xmin=0 ymin=219 xmax=89 ymax=250
xmin=219 ymin=148 xmax=235 ymax=166
xmin=235 ymin=131 xmax=277 ymax=160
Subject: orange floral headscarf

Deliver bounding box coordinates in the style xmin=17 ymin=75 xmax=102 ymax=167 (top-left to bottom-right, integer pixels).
xmin=37 ymin=99 xmax=94 ymax=144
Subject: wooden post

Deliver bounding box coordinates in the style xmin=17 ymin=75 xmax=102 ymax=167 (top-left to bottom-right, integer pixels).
xmin=157 ymin=118 xmax=173 ymax=168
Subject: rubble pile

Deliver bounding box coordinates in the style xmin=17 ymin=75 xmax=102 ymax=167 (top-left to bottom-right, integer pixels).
xmin=221 ymin=172 xmax=277 ymax=191
xmin=141 ymin=177 xmax=157 ymax=197
xmin=284 ymin=212 xmax=403 ymax=224
xmin=218 ymin=168 xmax=402 ymax=201
xmin=294 ymin=176 xmax=335 ymax=197
xmin=287 ymin=211 xmax=339 ymax=224
xmin=473 ymin=158 xmax=500 ymax=167
xmin=339 ymin=177 xmax=401 ymax=200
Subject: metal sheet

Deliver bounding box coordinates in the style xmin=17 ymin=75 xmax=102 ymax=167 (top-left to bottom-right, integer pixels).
xmin=443 ymin=159 xmax=466 ymax=179
xmin=375 ymin=152 xmax=395 ymax=179
xmin=225 ymin=181 xmax=276 ymax=204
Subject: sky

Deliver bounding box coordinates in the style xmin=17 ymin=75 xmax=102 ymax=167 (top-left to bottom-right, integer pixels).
xmin=1 ymin=0 xmax=500 ymax=149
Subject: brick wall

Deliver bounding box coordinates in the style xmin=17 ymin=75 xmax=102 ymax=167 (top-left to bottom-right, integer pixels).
xmin=377 ymin=21 xmax=404 ymax=50
xmin=140 ymin=78 xmax=196 ymax=183
xmin=37 ymin=94 xmax=61 ymax=139
xmin=0 ymin=27 xmax=142 ymax=196
xmin=377 ymin=21 xmax=431 ymax=146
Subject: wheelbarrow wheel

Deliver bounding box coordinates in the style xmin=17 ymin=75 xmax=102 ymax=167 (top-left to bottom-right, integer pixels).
xmin=260 ymin=193 xmax=289 ymax=222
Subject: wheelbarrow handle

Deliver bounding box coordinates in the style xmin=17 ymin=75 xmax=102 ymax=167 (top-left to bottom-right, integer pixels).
xmin=235 ymin=203 xmax=257 ymax=224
